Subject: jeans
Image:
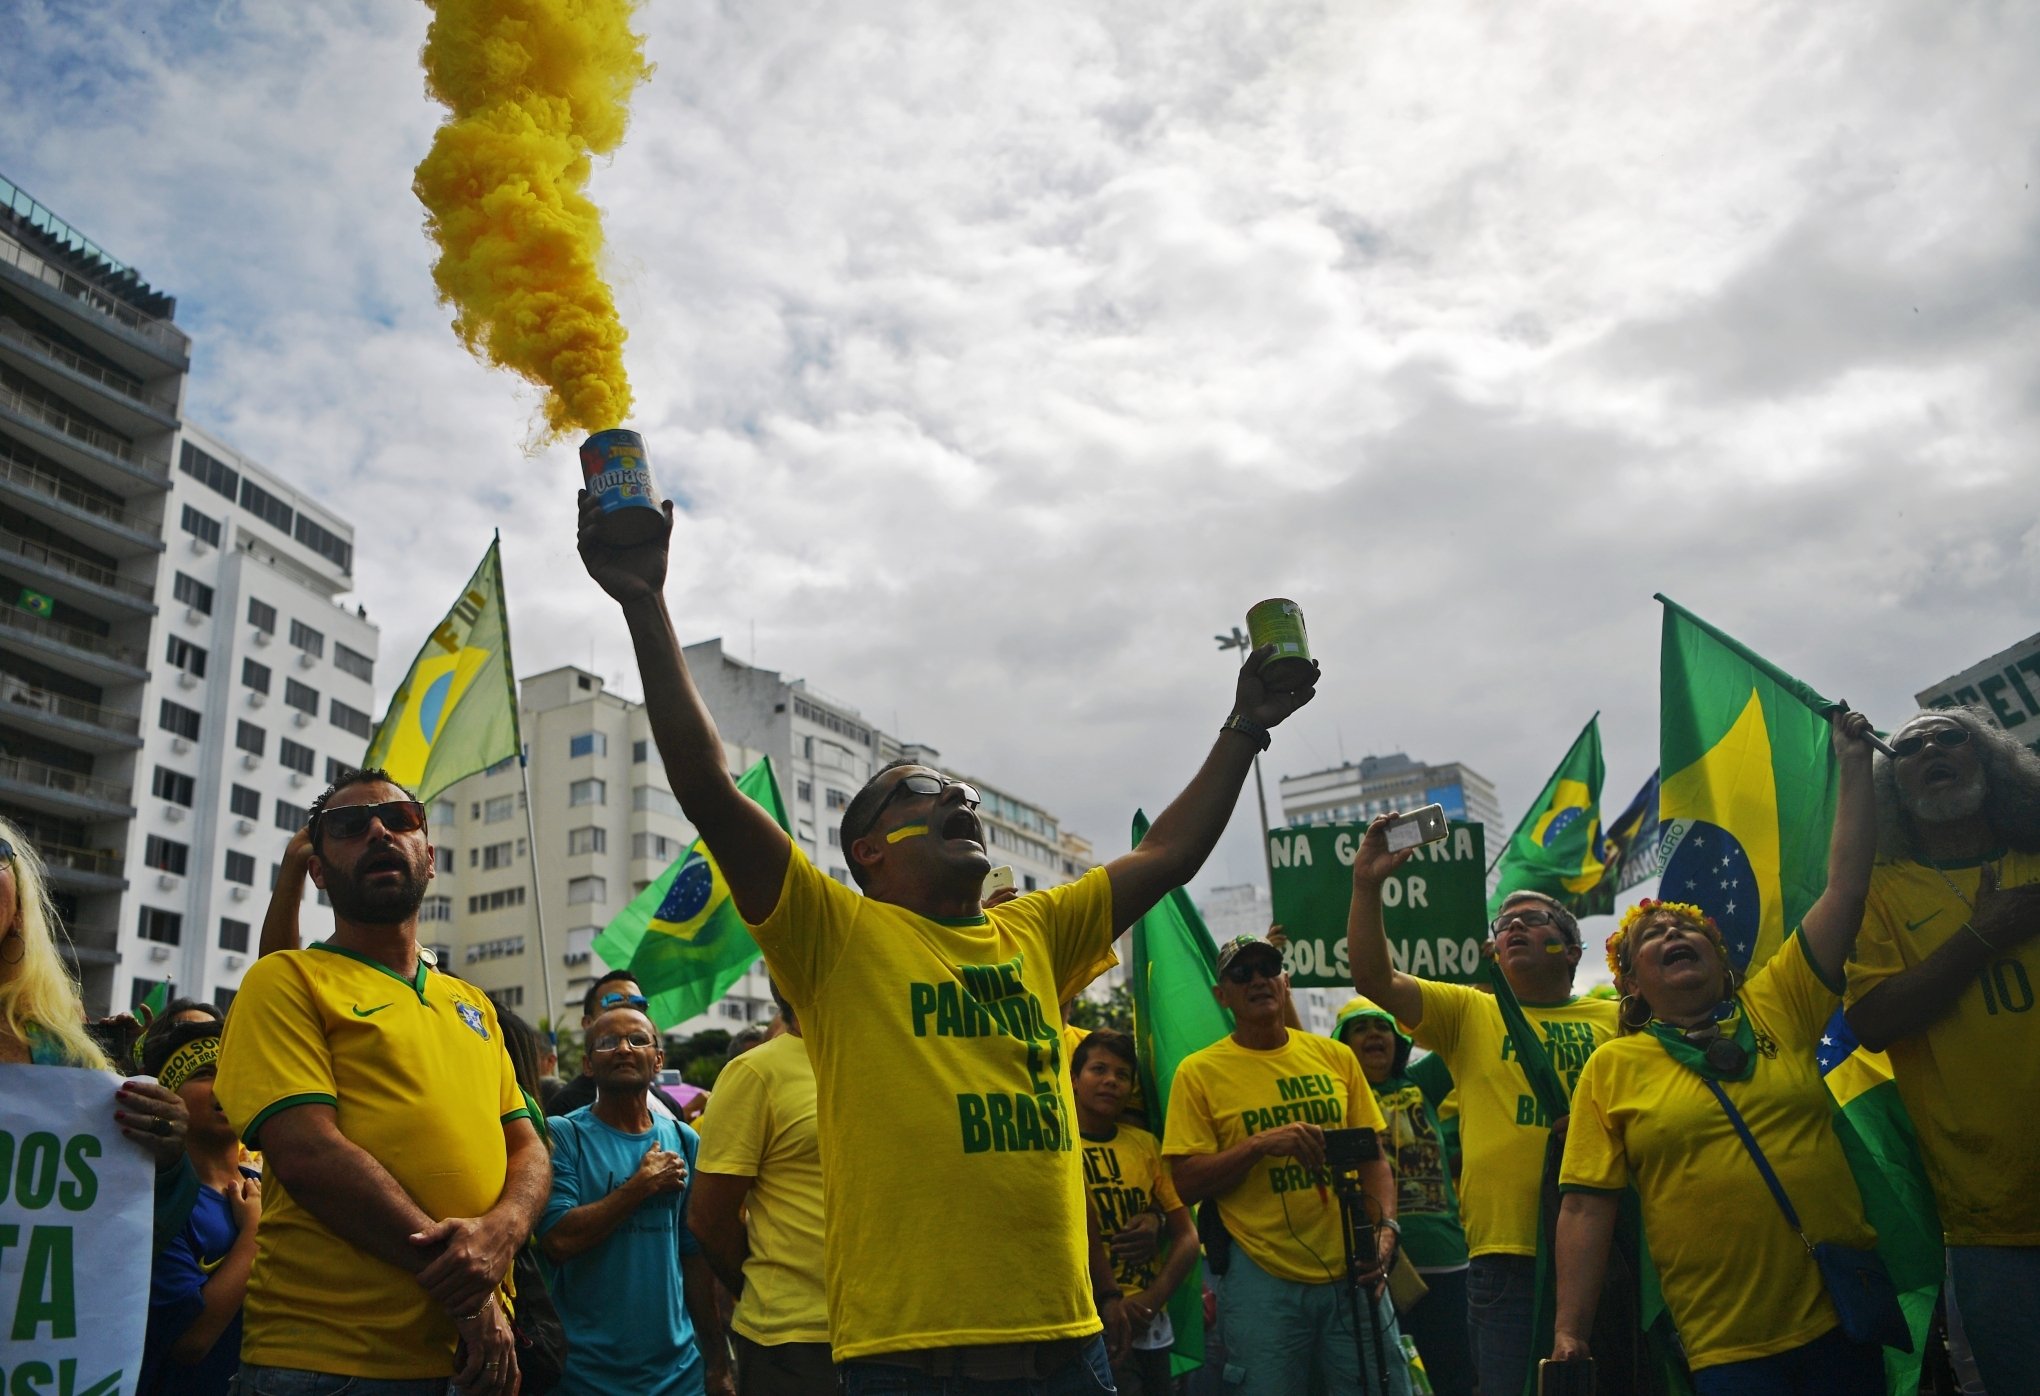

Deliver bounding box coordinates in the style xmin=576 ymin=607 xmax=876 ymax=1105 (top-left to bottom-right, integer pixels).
xmin=1397 ymin=1268 xmax=1473 ymax=1396
xmin=1687 ymin=1324 xmax=1882 ymax=1396
xmin=839 ymin=1336 xmax=1115 ymax=1395
xmin=231 ymin=1367 xmax=450 ymax=1396
xmin=1464 ymin=1255 xmax=1534 ymax=1396
xmin=1111 ymin=1346 xmax=1173 ymax=1396
xmin=1946 ymin=1243 xmax=2040 ymax=1395
xmin=1216 ymin=1248 xmax=1410 ymax=1396
xmin=732 ymin=1332 xmax=837 ymax=1396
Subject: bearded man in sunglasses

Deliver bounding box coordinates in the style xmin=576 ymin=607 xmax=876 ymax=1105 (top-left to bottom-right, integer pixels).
xmin=1843 ymin=707 xmax=2040 ymax=1391
xmin=216 ymin=770 xmax=550 ymax=1396
xmin=577 ymin=496 xmax=1316 ymax=1394
xmin=1346 ymin=833 xmax=1618 ymax=1396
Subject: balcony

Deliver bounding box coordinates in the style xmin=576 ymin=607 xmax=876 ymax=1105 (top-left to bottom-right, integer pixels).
xmin=0 ymin=674 xmax=142 ymax=752
xmin=0 ymin=526 xmax=156 ymax=615
xmin=31 ymin=837 xmax=127 ymax=894
xmin=0 ymin=437 xmax=162 ymax=557
xmin=0 ymin=316 xmax=178 ymax=437
xmin=0 ymin=605 xmax=148 ymax=684
xmin=0 ymin=373 xmax=170 ymax=492
xmin=0 ymin=221 xmax=188 ymax=373
xmin=0 ymin=752 xmax=135 ymax=820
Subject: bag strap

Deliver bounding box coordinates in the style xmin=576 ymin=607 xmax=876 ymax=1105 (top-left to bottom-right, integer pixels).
xmin=1703 ymin=1078 xmax=1814 ymax=1255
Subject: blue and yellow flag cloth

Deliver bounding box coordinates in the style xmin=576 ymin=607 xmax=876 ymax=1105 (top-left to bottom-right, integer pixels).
xmin=1488 ymin=714 xmax=1606 ymax=916
xmin=593 ymin=758 xmax=791 ymax=1030
xmin=362 ymin=535 xmax=520 ymax=804
xmin=1572 ymin=770 xmax=1663 ymax=918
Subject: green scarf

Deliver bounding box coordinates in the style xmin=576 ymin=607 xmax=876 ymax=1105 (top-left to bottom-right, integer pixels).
xmin=1643 ymin=1001 xmax=1757 ymax=1082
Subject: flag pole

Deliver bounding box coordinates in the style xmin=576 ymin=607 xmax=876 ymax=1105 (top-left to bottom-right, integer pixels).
xmin=491 ymin=528 xmax=558 ymax=1035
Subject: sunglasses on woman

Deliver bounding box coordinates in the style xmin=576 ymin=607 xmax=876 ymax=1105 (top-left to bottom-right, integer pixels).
xmin=1891 ymin=726 xmax=1969 ymax=759
xmin=316 ymin=800 xmax=428 ymax=842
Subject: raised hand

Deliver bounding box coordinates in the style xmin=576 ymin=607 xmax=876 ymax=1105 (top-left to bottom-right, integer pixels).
xmin=1232 ymin=643 xmax=1320 ymax=730
xmin=577 ymin=490 xmax=674 ymax=604
xmin=1350 ymin=814 xmax=1419 ymax=887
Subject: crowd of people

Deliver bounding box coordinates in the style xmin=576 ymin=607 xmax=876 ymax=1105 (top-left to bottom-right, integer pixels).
xmin=1 ymin=497 xmax=2036 ymax=1396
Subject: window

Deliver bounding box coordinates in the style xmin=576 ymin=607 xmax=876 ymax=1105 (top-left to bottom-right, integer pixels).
xmin=825 ymin=787 xmax=850 ymax=810
xmin=144 ymin=836 xmax=188 ymax=875
xmin=1024 ymin=874 xmax=1039 ymax=891
xmin=242 ymin=658 xmax=271 ymax=694
xmin=330 ymin=699 xmax=371 ymax=739
xmin=633 ymin=740 xmax=649 ymax=763
xmin=569 ymin=779 xmax=606 ymax=808
xmin=633 ymin=832 xmax=682 ymax=862
xmin=483 ymin=795 xmax=516 ymax=824
xmin=236 ymin=721 xmax=265 ymax=756
xmin=420 ymin=896 xmax=453 ymax=923
xmin=219 ymin=919 xmax=250 ymax=953
xmin=294 ymin=513 xmax=354 ymax=573
xmin=436 ymin=848 xmax=455 ymax=873
xmin=289 ymin=619 xmax=325 ymax=658
xmin=829 ymin=866 xmax=851 ymax=884
xmin=466 ymin=935 xmax=526 ymax=963
xmin=229 ymin=785 xmax=260 ymax=819
xmin=631 ymin=785 xmax=680 ymax=818
xmin=224 ymin=851 xmax=256 ymax=885
xmin=212 ymin=986 xmax=238 ymax=1011
xmin=568 ymin=826 xmax=606 ymax=856
xmin=797 ymin=780 xmax=813 ymax=803
xmin=179 ymin=441 xmax=239 ymax=500
xmin=172 ymin=572 xmax=214 ymax=614
xmin=180 ymin=504 xmax=221 ymax=547
xmin=284 ymin=678 xmax=319 ymax=715
xmin=567 ymin=876 xmax=607 ymax=905
xmin=159 ymin=699 xmax=202 ymax=740
xmin=279 ymin=738 xmax=315 ymax=775
xmin=153 ymin=767 xmax=195 ymax=807
xmin=248 ymin=597 xmax=277 ymax=633
xmin=334 ymin=643 xmax=373 ymax=681
xmin=467 ymin=887 xmax=528 ymax=914
xmin=138 ymin=908 xmax=182 ymax=945
xmin=486 ymin=987 xmax=525 ymax=1011
xmin=827 ymin=826 xmax=841 ymax=847
xmin=164 ymin=635 xmax=207 ymax=677
xmin=240 ymin=477 xmax=294 ymax=534
xmin=275 ymin=799 xmax=309 ymax=832
xmin=569 ymin=732 xmax=607 ymax=759
xmin=482 ymin=841 xmax=516 ymax=870
xmin=333 ymin=758 xmax=360 ymax=786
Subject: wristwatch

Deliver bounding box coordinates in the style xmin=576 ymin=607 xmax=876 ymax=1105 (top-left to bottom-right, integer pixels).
xmin=1221 ymin=714 xmax=1272 ymax=751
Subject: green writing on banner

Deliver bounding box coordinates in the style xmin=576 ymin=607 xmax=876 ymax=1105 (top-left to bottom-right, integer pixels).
xmin=1267 ymin=821 xmax=1489 ymax=987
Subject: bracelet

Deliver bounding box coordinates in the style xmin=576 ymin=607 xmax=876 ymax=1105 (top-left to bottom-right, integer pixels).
xmin=1379 ymin=1217 xmax=1401 ymax=1234
xmin=454 ymin=1295 xmax=494 ymax=1323
xmin=1220 ymin=714 xmax=1272 ymax=752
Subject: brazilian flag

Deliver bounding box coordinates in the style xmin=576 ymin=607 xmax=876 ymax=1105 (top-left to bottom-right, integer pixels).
xmin=1657 ymin=595 xmax=1940 ymax=1393
xmin=362 ymin=535 xmax=520 ymax=804
xmin=1488 ymin=714 xmax=1606 ymax=916
xmin=1572 ymin=770 xmax=1664 ymax=918
xmin=593 ymin=759 xmax=791 ymax=1029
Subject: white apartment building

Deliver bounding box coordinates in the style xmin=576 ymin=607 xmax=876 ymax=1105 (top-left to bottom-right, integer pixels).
xmin=124 ymin=425 xmax=377 ymax=1010
xmin=1280 ymin=751 xmax=1504 ymax=836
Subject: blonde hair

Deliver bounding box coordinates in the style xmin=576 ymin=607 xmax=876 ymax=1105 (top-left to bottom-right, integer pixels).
xmin=0 ymin=816 xmax=112 ymax=1071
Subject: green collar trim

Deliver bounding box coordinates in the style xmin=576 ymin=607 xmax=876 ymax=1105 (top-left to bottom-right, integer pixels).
xmin=1924 ymin=849 xmax=2007 ymax=871
xmin=1645 ymin=1002 xmax=1756 ymax=1083
xmin=928 ymin=912 xmax=990 ymax=928
xmin=310 ymin=941 xmax=429 ymax=1003
xmin=1516 ymin=993 xmax=1581 ymax=1010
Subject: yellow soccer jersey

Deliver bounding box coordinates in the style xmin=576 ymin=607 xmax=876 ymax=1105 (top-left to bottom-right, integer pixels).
xmin=748 ymin=846 xmax=1117 ymax=1361
xmin=1412 ymin=981 xmax=1618 ymax=1258
xmin=696 ymin=1032 xmax=828 ymax=1346
xmin=1562 ymin=933 xmax=1878 ymax=1369
xmin=1163 ymin=1031 xmax=1387 ymax=1285
xmin=1847 ymin=851 xmax=2040 ymax=1245
xmin=215 ymin=944 xmax=530 ymax=1378
xmin=1079 ymin=1123 xmax=1184 ymax=1295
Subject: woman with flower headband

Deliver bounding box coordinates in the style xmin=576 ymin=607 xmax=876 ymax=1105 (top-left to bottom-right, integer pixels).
xmin=1550 ymin=711 xmax=1896 ymax=1395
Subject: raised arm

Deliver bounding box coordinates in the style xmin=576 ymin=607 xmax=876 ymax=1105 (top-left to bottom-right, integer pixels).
xmin=1345 ymin=815 xmax=1426 ymax=1026
xmin=1106 ymin=646 xmax=1317 ymax=933
xmin=1797 ymin=710 xmax=1878 ymax=985
xmin=577 ymin=494 xmax=791 ymax=922
xmin=256 ymin=826 xmax=313 ymax=958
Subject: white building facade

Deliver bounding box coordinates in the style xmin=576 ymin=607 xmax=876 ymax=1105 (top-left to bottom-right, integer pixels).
xmin=1279 ymin=752 xmax=1503 ymax=837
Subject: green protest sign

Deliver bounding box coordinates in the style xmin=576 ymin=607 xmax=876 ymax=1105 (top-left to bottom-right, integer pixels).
xmin=1267 ymin=821 xmax=1490 ymax=987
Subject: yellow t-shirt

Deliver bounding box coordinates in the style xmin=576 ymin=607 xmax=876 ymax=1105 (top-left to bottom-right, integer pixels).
xmin=1412 ymin=982 xmax=1618 ymax=1258
xmin=215 ymin=943 xmax=530 ymax=1378
xmin=1162 ymin=1031 xmax=1388 ymax=1285
xmin=1080 ymin=1122 xmax=1184 ymax=1295
xmin=1846 ymin=851 xmax=2040 ymax=1246
xmin=1562 ymin=934 xmax=1878 ymax=1369
xmin=748 ymin=847 xmax=1118 ymax=1361
xmin=695 ymin=1032 xmax=828 ymax=1346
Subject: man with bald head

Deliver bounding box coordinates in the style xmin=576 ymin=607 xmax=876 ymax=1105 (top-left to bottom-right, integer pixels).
xmin=540 ymin=1003 xmax=731 ymax=1396
xmin=1845 ymin=706 xmax=2040 ymax=1390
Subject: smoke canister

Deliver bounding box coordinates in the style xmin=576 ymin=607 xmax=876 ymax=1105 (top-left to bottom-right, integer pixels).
xmin=1246 ymin=598 xmax=1314 ymax=690
xmin=578 ymin=429 xmax=665 ymax=544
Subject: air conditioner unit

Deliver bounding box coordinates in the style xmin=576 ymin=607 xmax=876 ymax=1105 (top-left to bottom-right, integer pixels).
xmin=170 ymin=736 xmax=191 ymax=753
xmin=149 ymin=943 xmax=172 ymax=961
xmin=234 ymin=818 xmax=254 ymax=835
xmin=289 ymin=772 xmax=306 ymax=788
xmin=292 ymin=711 xmax=312 ymax=728
xmin=190 ymin=538 xmax=212 ymax=556
xmin=185 ymin=606 xmax=206 ymax=624
xmin=247 ymin=691 xmax=266 ymax=708
xmin=296 ymin=652 xmax=317 ymax=669
xmin=156 ymin=873 xmax=178 ymax=890
xmin=229 ymin=886 xmax=250 ymax=901
xmin=163 ymin=805 xmax=186 ymax=823
xmin=176 ymin=671 xmax=199 ymax=689
xmin=241 ymin=753 xmax=261 ymax=770
xmin=252 ymin=629 xmax=271 ymax=647
xmin=224 ymin=953 xmax=245 ymax=970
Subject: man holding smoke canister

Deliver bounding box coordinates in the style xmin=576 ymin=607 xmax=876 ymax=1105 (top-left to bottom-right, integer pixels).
xmin=574 ymin=490 xmax=1318 ymax=1394
xmin=1165 ymin=934 xmax=1411 ymax=1396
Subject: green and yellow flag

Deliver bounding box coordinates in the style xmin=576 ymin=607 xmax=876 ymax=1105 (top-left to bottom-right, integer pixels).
xmin=1489 ymin=714 xmax=1606 ymax=916
xmin=362 ymin=536 xmax=521 ymax=804
xmin=593 ymin=759 xmax=791 ymax=1029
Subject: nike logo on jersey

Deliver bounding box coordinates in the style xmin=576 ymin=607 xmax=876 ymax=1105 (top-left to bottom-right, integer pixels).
xmin=352 ymin=1003 xmax=393 ymax=1017
xmin=198 ymin=1253 xmax=227 ymax=1274
xmin=1905 ymin=912 xmax=1942 ymax=932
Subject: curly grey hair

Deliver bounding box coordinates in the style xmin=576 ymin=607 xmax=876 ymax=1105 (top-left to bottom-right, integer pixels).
xmin=1874 ymin=706 xmax=2040 ymax=859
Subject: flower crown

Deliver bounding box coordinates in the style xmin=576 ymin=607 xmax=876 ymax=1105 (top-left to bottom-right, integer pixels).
xmin=1606 ymin=898 xmax=1723 ymax=979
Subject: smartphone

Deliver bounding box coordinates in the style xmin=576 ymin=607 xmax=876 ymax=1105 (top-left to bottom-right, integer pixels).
xmin=1538 ymin=1358 xmax=1596 ymax=1396
xmin=983 ymin=865 xmax=1016 ymax=898
xmin=1384 ymin=803 xmax=1450 ymax=853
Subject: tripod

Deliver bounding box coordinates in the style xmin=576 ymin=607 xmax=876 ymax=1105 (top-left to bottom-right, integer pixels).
xmin=1325 ymin=1137 xmax=1396 ymax=1396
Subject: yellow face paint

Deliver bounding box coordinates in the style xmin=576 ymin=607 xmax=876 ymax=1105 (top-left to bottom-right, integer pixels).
xmin=885 ymin=824 xmax=930 ymax=844
xmin=1544 ymin=942 xmax=1567 ymax=954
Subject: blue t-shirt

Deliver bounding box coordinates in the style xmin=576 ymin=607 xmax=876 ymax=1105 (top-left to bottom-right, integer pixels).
xmin=540 ymin=1107 xmax=704 ymax=1396
xmin=142 ymin=1171 xmax=255 ymax=1396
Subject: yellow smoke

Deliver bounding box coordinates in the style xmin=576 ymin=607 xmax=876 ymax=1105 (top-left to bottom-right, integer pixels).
xmin=413 ymin=0 xmax=651 ymax=439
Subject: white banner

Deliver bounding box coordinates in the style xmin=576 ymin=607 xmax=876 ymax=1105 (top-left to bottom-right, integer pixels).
xmin=0 ymin=1064 xmax=153 ymax=1396
xmin=1917 ymin=630 xmax=2040 ymax=754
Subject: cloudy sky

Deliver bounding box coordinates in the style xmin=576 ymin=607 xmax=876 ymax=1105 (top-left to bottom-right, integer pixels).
xmin=5 ymin=0 xmax=2037 ymax=934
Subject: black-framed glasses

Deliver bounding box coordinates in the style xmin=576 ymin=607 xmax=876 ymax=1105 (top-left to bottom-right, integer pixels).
xmin=316 ymin=799 xmax=427 ymax=842
xmin=591 ymin=1032 xmax=658 ymax=1053
xmin=600 ymin=992 xmax=650 ymax=1011
xmin=862 ymin=773 xmax=981 ymax=833
xmin=1491 ymin=908 xmax=1558 ymax=934
xmin=1223 ymin=960 xmax=1282 ymax=984
xmin=1891 ymin=726 xmax=1969 ymax=759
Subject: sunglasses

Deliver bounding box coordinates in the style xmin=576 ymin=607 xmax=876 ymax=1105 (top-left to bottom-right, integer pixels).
xmin=600 ymin=992 xmax=650 ymax=1011
xmin=862 ymin=773 xmax=981 ymax=833
xmin=316 ymin=799 xmax=427 ymax=842
xmin=1891 ymin=726 xmax=1969 ymax=759
xmin=1223 ymin=960 xmax=1282 ymax=984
